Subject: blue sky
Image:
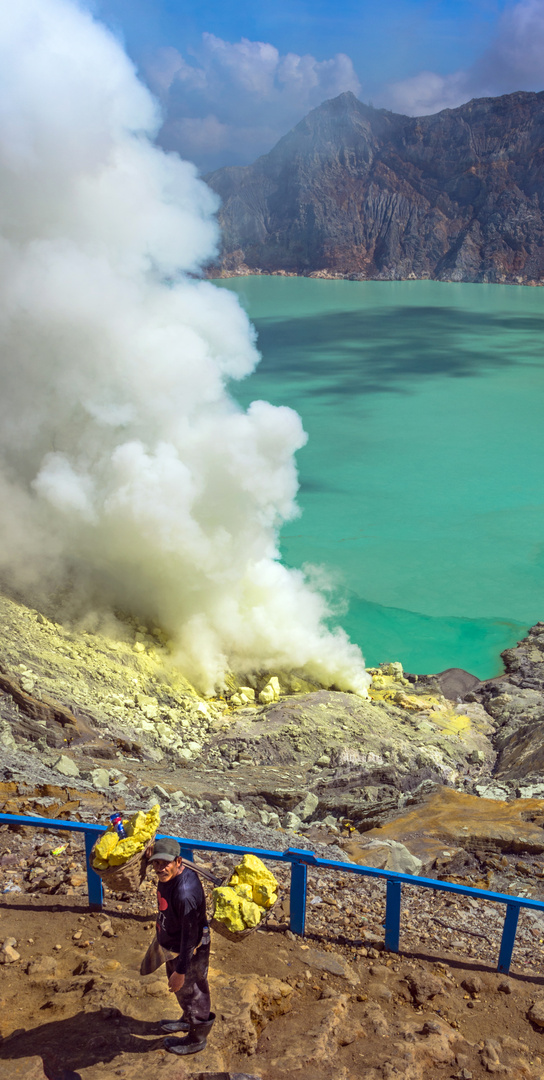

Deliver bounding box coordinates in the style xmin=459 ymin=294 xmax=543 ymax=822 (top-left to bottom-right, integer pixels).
xmin=92 ymin=1 xmax=544 ymax=170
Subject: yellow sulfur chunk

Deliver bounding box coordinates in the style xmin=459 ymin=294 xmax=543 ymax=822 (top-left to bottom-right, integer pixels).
xmin=212 ymin=887 xmax=246 ymax=932
xmin=232 ymin=882 xmax=253 ymax=901
xmin=92 ymin=856 xmax=109 ymax=871
xmin=93 ymin=830 xmax=119 ymax=862
xmin=146 ymin=805 xmax=161 ymax=831
xmin=139 ymin=805 xmax=160 ymax=841
xmin=212 ymin=886 xmax=263 ymax=932
xmin=253 ymin=882 xmax=277 ymax=909
xmin=227 ymin=854 xmax=278 ymax=908
xmin=239 ymin=897 xmax=262 ymax=927
xmin=125 ymin=810 xmax=146 ymax=838
xmin=92 ymin=805 xmax=161 ymax=869
xmin=107 ymin=837 xmax=143 ymax=865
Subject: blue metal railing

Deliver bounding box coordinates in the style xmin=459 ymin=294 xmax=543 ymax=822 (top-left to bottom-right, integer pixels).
xmin=1 ymin=811 xmax=542 ymax=975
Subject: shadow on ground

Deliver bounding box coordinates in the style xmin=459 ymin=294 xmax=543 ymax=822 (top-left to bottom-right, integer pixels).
xmin=0 ymin=1009 xmax=164 ymax=1077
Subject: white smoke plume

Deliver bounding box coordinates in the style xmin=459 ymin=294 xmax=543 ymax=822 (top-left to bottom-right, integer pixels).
xmin=0 ymin=0 xmax=370 ymax=695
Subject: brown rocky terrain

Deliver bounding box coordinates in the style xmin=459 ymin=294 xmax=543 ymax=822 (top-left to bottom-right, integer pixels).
xmin=205 ymin=89 xmax=544 ymax=285
xmin=3 ymin=593 xmax=544 ymax=1077
xmin=3 ymin=824 xmax=544 ymax=1080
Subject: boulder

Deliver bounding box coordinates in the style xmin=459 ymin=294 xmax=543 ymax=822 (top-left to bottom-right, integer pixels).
xmin=406 ymin=972 xmax=445 ymax=1005
xmin=283 ymin=811 xmax=303 ymax=831
xmin=259 ymin=677 xmax=280 ymax=704
xmin=1 ymin=941 xmax=20 ymax=963
xmin=299 ymin=947 xmax=358 ymax=984
xmin=344 ymin=838 xmax=422 ymax=875
xmin=294 ymin=792 xmax=319 ymax=821
xmin=53 ymin=754 xmax=80 ymax=778
xmin=528 ymin=997 xmax=544 ymax=1027
xmin=90 ymin=767 xmax=110 ymax=790
xmin=26 ymin=955 xmax=58 ymax=978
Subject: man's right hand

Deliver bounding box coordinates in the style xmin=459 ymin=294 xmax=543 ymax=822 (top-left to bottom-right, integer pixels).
xmin=168 ymin=970 xmax=186 ymax=993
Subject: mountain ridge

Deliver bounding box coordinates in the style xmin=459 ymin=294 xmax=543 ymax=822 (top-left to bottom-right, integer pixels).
xmin=205 ymin=89 xmax=544 ymax=284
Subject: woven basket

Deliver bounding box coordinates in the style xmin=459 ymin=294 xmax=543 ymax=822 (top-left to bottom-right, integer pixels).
xmin=90 ymin=836 xmax=155 ymax=894
xmin=210 ymin=897 xmax=279 ymax=942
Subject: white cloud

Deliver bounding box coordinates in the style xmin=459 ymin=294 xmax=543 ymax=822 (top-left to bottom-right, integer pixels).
xmin=383 ymin=70 xmax=470 ymax=117
xmin=145 ymin=34 xmax=361 ymax=170
xmin=383 ymin=0 xmax=544 ymax=116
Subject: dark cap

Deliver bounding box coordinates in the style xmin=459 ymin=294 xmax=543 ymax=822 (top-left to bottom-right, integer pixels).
xmin=147 ymin=838 xmax=181 ymax=862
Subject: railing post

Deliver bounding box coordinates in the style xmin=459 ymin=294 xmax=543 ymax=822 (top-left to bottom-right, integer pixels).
xmin=385 ymin=879 xmax=401 ymax=952
xmin=497 ymin=903 xmax=520 ymax=974
xmin=290 ymin=860 xmax=307 ymax=936
xmin=84 ymin=829 xmax=103 ymax=910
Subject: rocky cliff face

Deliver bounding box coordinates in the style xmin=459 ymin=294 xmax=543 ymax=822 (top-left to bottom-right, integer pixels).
xmin=206 ymin=90 xmax=544 ymax=284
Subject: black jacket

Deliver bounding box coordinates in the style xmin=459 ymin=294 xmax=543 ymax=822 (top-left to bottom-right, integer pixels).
xmin=156 ymin=866 xmax=208 ymax=974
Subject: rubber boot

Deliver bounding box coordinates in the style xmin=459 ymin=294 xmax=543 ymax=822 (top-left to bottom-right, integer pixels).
xmin=164 ymin=1012 xmax=216 ymax=1056
xmin=160 ymin=1017 xmax=190 ymax=1033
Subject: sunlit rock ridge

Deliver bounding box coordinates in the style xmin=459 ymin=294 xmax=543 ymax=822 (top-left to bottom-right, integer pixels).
xmin=206 ymin=90 xmax=544 ymax=285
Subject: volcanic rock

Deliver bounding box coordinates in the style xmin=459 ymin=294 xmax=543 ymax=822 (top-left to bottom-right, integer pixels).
xmin=473 ymin=624 xmax=544 ymax=781
xmin=207 ymin=90 xmax=544 ymax=286
xmin=361 ymin=786 xmax=544 ymax=857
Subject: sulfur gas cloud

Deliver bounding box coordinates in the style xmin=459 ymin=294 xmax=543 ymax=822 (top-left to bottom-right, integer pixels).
xmin=0 ymin=0 xmax=370 ymax=695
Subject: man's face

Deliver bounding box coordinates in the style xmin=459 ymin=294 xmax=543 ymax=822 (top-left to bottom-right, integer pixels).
xmin=153 ymin=856 xmax=183 ymax=883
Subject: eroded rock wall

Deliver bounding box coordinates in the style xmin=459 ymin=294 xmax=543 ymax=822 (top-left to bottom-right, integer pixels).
xmin=206 ymin=90 xmax=544 ymax=285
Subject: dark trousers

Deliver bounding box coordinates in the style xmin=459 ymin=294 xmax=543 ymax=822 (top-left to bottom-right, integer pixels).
xmin=165 ymin=927 xmax=211 ymax=1026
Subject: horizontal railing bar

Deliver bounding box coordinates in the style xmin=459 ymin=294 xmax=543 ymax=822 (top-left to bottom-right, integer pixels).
xmin=2 ymin=812 xmax=544 ymax=913
xmin=278 ymin=854 xmax=544 ymax=912
xmin=0 ymin=813 xmax=104 ymax=834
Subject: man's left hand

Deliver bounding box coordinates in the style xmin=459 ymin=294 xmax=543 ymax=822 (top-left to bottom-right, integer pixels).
xmin=168 ymin=971 xmax=185 ymax=993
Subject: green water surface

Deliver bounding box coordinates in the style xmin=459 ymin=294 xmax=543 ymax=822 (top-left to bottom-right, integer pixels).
xmin=218 ymin=277 xmax=544 ymax=679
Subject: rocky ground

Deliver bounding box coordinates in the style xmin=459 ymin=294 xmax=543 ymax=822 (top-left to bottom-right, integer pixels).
xmin=3 ymin=592 xmax=544 ymax=1077
xmin=3 ymin=826 xmax=544 ymax=1080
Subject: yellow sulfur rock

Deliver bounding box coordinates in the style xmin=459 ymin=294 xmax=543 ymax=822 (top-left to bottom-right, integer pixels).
xmin=92 ymin=830 xmax=119 ymax=863
xmin=108 ymin=837 xmax=145 ymax=865
xmin=212 ymin=886 xmax=262 ymax=933
xmin=92 ymin=856 xmax=109 ymax=871
xmin=239 ymin=897 xmax=261 ymax=928
xmin=212 ymin=854 xmax=279 ymax=931
xmin=232 ymin=882 xmax=253 ymax=901
xmin=253 ymin=881 xmax=277 ymax=909
xmin=123 ymin=807 xmax=159 ymax=847
xmin=212 ymin=887 xmax=245 ymax=932
xmin=125 ymin=810 xmax=146 ymax=837
xmin=230 ymin=854 xmax=278 ymax=909
xmin=92 ymin=805 xmax=161 ymax=869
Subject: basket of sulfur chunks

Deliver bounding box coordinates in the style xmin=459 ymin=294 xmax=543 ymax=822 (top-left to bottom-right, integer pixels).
xmin=210 ymin=854 xmax=279 ymax=941
xmin=90 ymin=805 xmax=161 ymax=893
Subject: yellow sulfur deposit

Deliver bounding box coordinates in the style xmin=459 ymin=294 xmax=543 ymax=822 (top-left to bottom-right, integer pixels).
xmin=230 ymin=854 xmax=278 ymax=909
xmin=92 ymin=830 xmax=120 ymax=863
xmin=252 ymin=880 xmax=277 ymax=908
xmin=125 ymin=811 xmax=146 ymax=838
xmin=92 ymin=856 xmax=110 ymax=871
xmin=368 ymin=665 xmax=472 ymax=735
xmin=212 ymin=854 xmax=279 ymax=932
xmin=108 ymin=837 xmax=145 ymax=865
xmin=231 ymin=882 xmax=253 ymax=901
xmin=92 ymin=805 xmax=161 ymax=869
xmin=239 ymin=897 xmax=262 ymax=928
xmin=212 ymin=886 xmax=262 ymax=933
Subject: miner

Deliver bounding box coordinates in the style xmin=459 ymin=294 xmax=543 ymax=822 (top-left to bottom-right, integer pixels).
xmin=140 ymin=837 xmax=215 ymax=1056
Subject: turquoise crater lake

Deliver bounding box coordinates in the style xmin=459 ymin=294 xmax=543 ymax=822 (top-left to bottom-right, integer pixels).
xmin=217 ymin=277 xmax=544 ymax=680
